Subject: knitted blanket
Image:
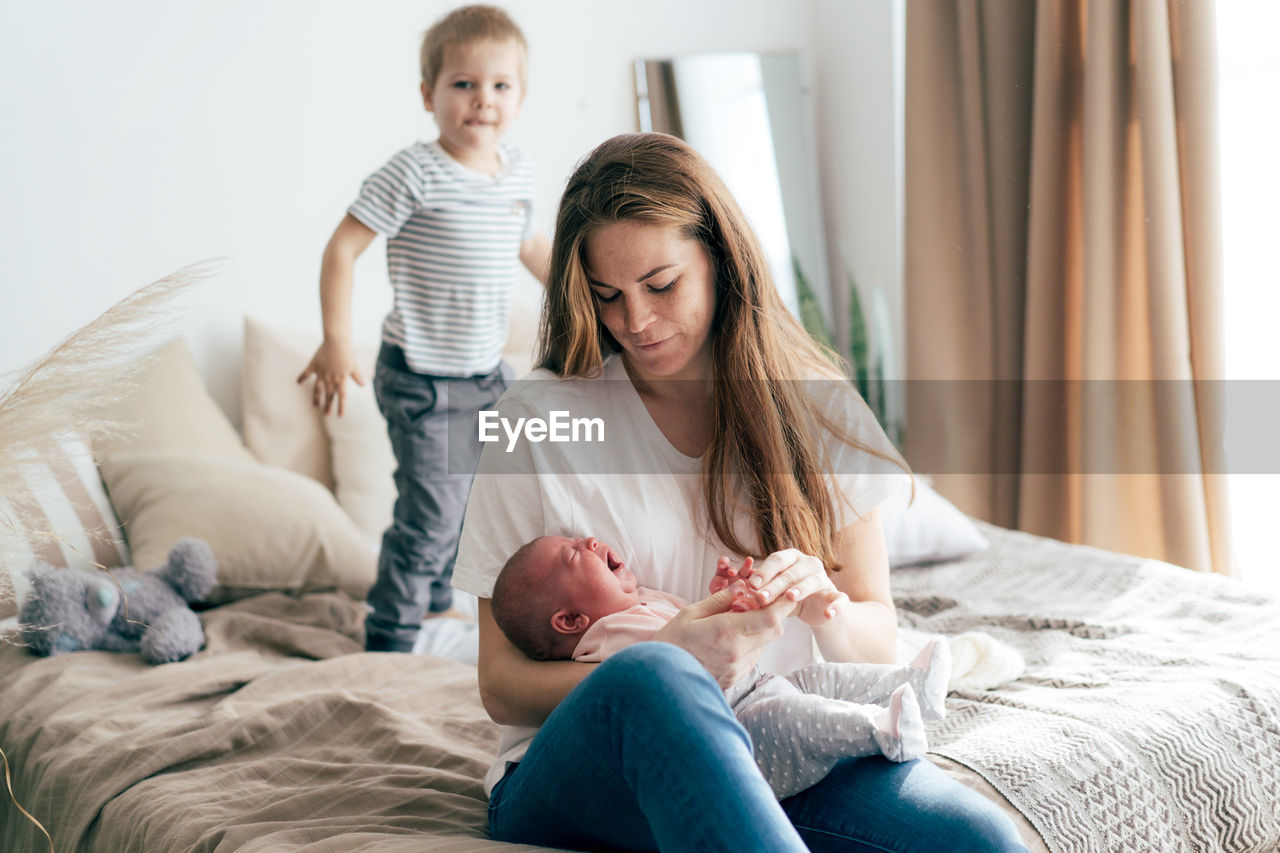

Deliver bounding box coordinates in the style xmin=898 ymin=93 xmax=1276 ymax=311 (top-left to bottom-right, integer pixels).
xmin=894 ymin=525 xmax=1280 ymax=853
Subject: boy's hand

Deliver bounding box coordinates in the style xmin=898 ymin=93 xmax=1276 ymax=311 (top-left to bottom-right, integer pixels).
xmin=297 ymin=338 xmax=365 ymax=416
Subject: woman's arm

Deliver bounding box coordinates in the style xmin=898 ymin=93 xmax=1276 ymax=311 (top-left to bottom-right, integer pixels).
xmin=811 ymin=509 xmax=897 ymax=664
xmin=296 ymin=214 xmax=378 ymax=415
xmin=476 ymin=598 xmax=597 ymax=726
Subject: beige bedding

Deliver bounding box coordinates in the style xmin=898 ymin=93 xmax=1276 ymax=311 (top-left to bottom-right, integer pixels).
xmin=8 ymin=529 xmax=1277 ymax=852
xmin=0 ymin=593 xmax=551 ymax=852
xmin=0 ymin=590 xmax=1043 ymax=852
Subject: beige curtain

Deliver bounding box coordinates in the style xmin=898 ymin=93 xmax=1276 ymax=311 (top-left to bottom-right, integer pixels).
xmin=903 ymin=0 xmax=1231 ymax=574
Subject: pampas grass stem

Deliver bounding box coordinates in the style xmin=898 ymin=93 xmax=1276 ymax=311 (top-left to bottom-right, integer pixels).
xmin=0 ymin=261 xmax=211 ymax=613
xmin=0 ymin=261 xmax=216 ymax=480
xmin=0 ymin=744 xmax=54 ymax=853
xmin=0 ymin=264 xmax=211 ymax=848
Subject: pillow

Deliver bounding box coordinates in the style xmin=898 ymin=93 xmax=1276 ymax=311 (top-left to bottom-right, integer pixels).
xmin=323 ymin=376 xmax=396 ymax=543
xmin=92 ymin=337 xmax=255 ymax=462
xmin=242 ymin=315 xmax=336 ymax=490
xmin=241 ymin=316 xmax=391 ymax=542
xmin=241 ymin=307 xmax=541 ymax=544
xmin=98 ymin=450 xmax=376 ymax=605
xmin=880 ymin=479 xmax=990 ymax=568
xmin=0 ymin=435 xmax=130 ymax=618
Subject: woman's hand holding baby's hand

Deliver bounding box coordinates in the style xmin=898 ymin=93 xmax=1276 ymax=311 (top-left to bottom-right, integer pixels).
xmin=666 ymin=550 xmax=848 ymax=687
xmin=653 ymin=584 xmax=794 ymax=689
xmin=747 ymin=549 xmax=850 ymax=627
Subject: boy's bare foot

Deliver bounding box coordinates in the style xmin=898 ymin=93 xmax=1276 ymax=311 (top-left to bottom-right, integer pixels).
xmin=423 ymin=608 xmax=474 ymax=622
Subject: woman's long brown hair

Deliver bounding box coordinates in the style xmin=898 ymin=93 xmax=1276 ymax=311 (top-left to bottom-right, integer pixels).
xmin=537 ymin=133 xmax=906 ymax=569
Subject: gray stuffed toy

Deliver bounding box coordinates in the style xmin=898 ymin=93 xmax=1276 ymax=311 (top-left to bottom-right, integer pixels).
xmin=19 ymin=537 xmax=217 ymax=664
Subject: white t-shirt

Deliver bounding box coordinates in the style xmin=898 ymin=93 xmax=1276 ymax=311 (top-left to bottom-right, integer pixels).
xmin=452 ymin=355 xmax=907 ymax=792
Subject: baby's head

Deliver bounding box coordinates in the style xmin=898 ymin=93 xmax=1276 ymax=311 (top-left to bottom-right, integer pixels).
xmin=492 ymin=536 xmax=639 ymax=661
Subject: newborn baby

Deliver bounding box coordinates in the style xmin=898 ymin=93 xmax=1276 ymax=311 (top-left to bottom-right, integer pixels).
xmin=490 ymin=535 xmax=950 ymax=798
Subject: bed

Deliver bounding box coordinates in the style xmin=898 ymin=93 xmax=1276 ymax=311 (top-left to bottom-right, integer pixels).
xmin=5 ymin=523 xmax=1279 ymax=852
xmin=3 ymin=324 xmax=1279 ymax=852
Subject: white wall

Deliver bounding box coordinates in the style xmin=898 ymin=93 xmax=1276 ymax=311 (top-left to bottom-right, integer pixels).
xmin=0 ymin=0 xmax=899 ymax=425
xmin=812 ymin=0 xmax=905 ymax=397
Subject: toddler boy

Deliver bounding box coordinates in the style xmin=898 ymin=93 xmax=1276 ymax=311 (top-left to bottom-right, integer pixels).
xmin=298 ymin=5 xmax=550 ymax=652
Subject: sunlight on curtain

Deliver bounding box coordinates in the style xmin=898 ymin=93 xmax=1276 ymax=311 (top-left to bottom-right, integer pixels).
xmin=1218 ymin=1 xmax=1280 ymax=594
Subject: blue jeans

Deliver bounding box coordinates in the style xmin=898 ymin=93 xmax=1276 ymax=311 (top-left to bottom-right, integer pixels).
xmin=488 ymin=643 xmax=1029 ymax=853
xmin=366 ymin=344 xmax=509 ymax=652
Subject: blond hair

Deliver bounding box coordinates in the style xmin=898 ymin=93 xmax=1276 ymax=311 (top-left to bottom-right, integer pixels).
xmin=419 ymin=5 xmax=528 ymax=90
xmin=538 ymin=133 xmax=907 ymax=570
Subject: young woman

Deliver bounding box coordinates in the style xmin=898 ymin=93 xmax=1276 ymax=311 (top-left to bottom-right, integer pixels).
xmin=453 ymin=132 xmax=1028 ymax=852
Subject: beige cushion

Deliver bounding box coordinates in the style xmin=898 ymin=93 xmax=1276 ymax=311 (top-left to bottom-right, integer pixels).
xmin=240 ymin=301 xmax=542 ymax=545
xmin=0 ymin=435 xmax=130 ymax=619
xmin=241 ymin=316 xmax=392 ymax=542
xmin=92 ymin=337 xmax=254 ymax=461
xmin=323 ymin=375 xmax=396 ymax=544
xmin=99 ymin=450 xmax=376 ymax=604
xmin=241 ymin=316 xmax=335 ymax=490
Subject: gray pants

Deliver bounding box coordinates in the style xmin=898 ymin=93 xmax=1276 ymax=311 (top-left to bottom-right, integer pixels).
xmin=725 ymin=661 xmax=930 ymax=799
xmin=365 ymin=343 xmax=509 ymax=652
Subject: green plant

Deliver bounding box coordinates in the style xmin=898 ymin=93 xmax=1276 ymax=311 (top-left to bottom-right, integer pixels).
xmin=847 ymin=272 xmax=902 ymax=448
xmin=792 ymin=258 xmax=903 ymax=448
xmin=847 ymin=272 xmax=872 ymax=401
xmin=793 ymin=256 xmax=833 ymax=351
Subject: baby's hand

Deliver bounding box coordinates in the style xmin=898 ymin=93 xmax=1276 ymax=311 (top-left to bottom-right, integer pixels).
xmin=710 ymin=555 xmax=753 ymax=592
xmin=710 ymin=556 xmax=763 ymax=611
xmin=727 ymin=579 xmax=763 ymax=612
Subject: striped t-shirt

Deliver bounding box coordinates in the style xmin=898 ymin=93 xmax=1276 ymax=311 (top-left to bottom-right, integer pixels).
xmin=348 ymin=140 xmax=535 ymax=377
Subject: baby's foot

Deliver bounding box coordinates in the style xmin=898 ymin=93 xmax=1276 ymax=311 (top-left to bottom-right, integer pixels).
xmin=907 ymin=638 xmax=951 ymax=721
xmin=873 ymin=683 xmax=927 ymax=762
